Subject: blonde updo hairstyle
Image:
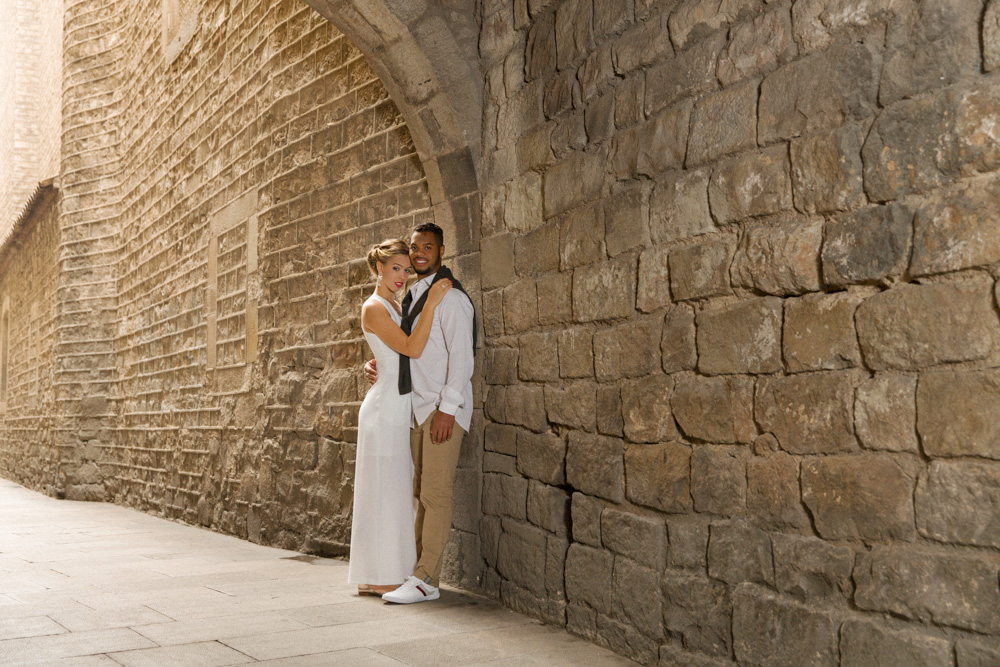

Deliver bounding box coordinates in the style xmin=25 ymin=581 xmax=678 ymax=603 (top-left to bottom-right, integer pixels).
xmin=366 ymin=238 xmax=410 ymax=277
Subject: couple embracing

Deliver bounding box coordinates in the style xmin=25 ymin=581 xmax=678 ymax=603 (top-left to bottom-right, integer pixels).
xmin=348 ymin=222 xmax=475 ymax=604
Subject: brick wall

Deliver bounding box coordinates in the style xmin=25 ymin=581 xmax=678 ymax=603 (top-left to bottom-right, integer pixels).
xmin=101 ymin=0 xmax=434 ymax=552
xmin=0 ymin=0 xmax=62 ymax=236
xmin=0 ymin=190 xmax=61 ymax=493
xmin=478 ymin=0 xmax=1000 ymax=664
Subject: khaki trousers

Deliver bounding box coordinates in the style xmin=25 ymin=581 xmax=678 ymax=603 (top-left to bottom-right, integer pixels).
xmin=410 ymin=410 xmax=465 ymax=586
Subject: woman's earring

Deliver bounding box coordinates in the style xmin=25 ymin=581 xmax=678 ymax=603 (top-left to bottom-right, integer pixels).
xmin=377 ymin=273 xmax=382 ymax=285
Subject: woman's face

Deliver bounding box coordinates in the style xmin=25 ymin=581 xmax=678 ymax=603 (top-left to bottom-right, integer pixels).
xmin=379 ymin=254 xmax=413 ymax=292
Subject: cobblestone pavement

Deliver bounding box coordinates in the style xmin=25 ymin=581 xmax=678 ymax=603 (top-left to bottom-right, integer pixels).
xmin=0 ymin=479 xmax=635 ymax=666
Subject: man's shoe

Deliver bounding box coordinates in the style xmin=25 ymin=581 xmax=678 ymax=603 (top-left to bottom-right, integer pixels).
xmin=381 ymin=575 xmax=440 ymax=604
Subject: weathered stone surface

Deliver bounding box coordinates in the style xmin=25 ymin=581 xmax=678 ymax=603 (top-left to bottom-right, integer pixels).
xmin=650 ymin=169 xmax=714 ymax=244
xmin=555 ymin=0 xmax=592 ymax=70
xmin=602 ymin=509 xmax=665 ymax=570
xmin=759 ymin=42 xmax=879 ymax=143
xmin=747 ymin=452 xmax=810 ymax=530
xmin=603 ymin=186 xmax=649 ymax=257
xmin=505 ymin=170 xmax=544 ymax=232
xmin=525 ymin=10 xmax=556 ymax=80
xmin=911 ymin=176 xmax=1000 ymax=277
xmin=841 ymin=621 xmax=952 ymax=667
xmin=733 ymin=585 xmax=839 ymax=667
xmin=669 ymin=0 xmax=763 ymax=51
xmin=862 ymin=92 xmax=956 ymax=202
xmin=497 ymin=519 xmax=548 ymax=594
xmin=772 ymin=534 xmax=853 ymax=602
xmin=917 ymin=370 xmax=1000 ymax=459
xmin=661 ymin=304 xmax=698 ymax=373
xmin=731 ymin=218 xmax=822 ymax=295
xmin=717 ymin=7 xmax=795 ymax=85
xmin=485 ymin=423 xmax=519 ymax=456
xmin=669 ymin=236 xmax=735 ymax=301
xmin=954 ymin=79 xmax=1000 ymax=176
xmin=566 ymin=431 xmax=624 ymax=502
xmin=571 ymin=491 xmax=602 ymax=547
xmin=612 ymin=10 xmax=672 ymax=74
xmin=790 ymin=123 xmax=866 ymax=213
xmin=659 ymin=645 xmax=733 ymax=667
xmin=544 ymin=383 xmax=596 ymax=431
xmin=856 ymin=280 xmax=1000 ymax=371
xmin=645 ymin=31 xmax=725 ymax=114
xmin=518 ymin=331 xmax=559 ymax=381
xmin=671 ymin=375 xmax=755 ymax=443
xmin=621 ymin=374 xmax=677 ymax=443
xmin=625 ymin=442 xmax=692 ymax=513
xmin=483 ymin=473 xmax=528 ymax=520
xmin=485 ymin=346 xmax=519 ymax=385
xmin=880 ymin=0 xmax=982 ymax=105
xmin=667 ymin=515 xmax=710 ymax=571
xmin=527 ymin=481 xmax=571 ymax=536
xmin=482 ymin=289 xmax=505 ymax=336
xmin=697 ymin=297 xmax=783 ymax=375
xmin=916 ymin=460 xmax=1000 ymax=548
xmin=594 ymin=317 xmax=660 ymax=380
xmin=958 ymin=638 xmax=1000 ymax=667
xmin=614 ymin=74 xmax=645 ymax=130
xmin=855 ymin=372 xmax=918 ymax=452
xmin=612 ymin=558 xmax=662 ymax=638
xmin=583 ymin=91 xmax=615 ymax=145
xmin=578 ymin=44 xmax=614 ymax=102
xmin=595 ymin=611 xmax=660 ymax=664
xmin=636 ymin=246 xmax=671 ymax=313
xmin=691 ymin=446 xmax=746 ymax=516
xmin=822 ymin=204 xmax=912 ymax=286
xmin=783 ymin=291 xmax=862 ymax=372
xmin=505 ymin=384 xmax=549 ymax=433
xmin=536 ymin=271 xmax=573 ymax=325
xmin=791 ymin=0 xmax=894 ymax=53
xmin=514 ymin=225 xmax=560 ymax=275
xmin=558 ymin=327 xmax=593 ymax=378
xmin=708 ymin=521 xmax=773 ymax=586
xmin=565 ymin=543 xmax=613 ymax=613
xmin=755 ymin=371 xmax=858 ymax=454
xmin=636 ymin=103 xmax=690 ymax=177
xmin=503 ymin=278 xmax=539 ymax=334
xmin=517 ymin=430 xmax=566 ymax=486
xmin=987 ymin=0 xmax=1000 ymax=72
xmin=544 ymin=149 xmax=605 ymax=218
xmin=597 ymin=385 xmax=624 ymax=436
xmin=662 ymin=573 xmax=732 ymax=658
xmin=687 ymin=80 xmax=758 ymax=166
xmin=855 ymin=546 xmax=1000 ymax=633
xmin=481 ymin=233 xmax=518 ymax=289
xmin=708 ymin=146 xmax=793 ymax=224
xmin=560 ymin=204 xmax=604 ymax=270
xmin=802 ymin=456 xmax=915 ymax=541
xmin=572 ymin=255 xmax=636 ymax=322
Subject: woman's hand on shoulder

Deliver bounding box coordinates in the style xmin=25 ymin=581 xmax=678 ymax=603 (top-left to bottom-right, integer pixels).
xmin=425 ymin=279 xmax=452 ymax=308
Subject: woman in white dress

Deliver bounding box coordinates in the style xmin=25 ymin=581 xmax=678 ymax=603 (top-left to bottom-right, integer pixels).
xmin=348 ymin=239 xmax=451 ymax=596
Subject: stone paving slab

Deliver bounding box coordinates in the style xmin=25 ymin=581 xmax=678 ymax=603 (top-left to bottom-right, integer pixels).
xmin=0 ymin=479 xmax=636 ymax=665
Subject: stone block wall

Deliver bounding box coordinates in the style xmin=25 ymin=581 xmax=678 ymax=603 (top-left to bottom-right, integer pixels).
xmin=0 ymin=190 xmax=61 ymax=494
xmin=101 ymin=0 xmax=444 ymax=554
xmin=478 ymin=0 xmax=1000 ymax=664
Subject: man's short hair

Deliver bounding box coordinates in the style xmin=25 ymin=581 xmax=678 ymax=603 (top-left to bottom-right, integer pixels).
xmin=413 ymin=221 xmax=444 ymax=246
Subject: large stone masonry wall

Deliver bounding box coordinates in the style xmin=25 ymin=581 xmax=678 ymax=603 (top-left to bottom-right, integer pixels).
xmin=478 ymin=0 xmax=1000 ymax=664
xmin=0 ymin=191 xmax=61 ymax=493
xmin=103 ymin=0 xmax=468 ymax=556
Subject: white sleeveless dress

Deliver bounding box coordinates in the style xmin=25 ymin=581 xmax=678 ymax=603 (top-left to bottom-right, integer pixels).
xmin=347 ymin=295 xmax=417 ymax=585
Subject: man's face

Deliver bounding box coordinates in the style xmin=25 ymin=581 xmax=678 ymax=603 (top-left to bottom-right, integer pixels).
xmin=409 ymin=231 xmax=444 ymax=276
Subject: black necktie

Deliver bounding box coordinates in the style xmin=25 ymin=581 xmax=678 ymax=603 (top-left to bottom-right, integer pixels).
xmin=398 ymin=265 xmax=477 ymax=395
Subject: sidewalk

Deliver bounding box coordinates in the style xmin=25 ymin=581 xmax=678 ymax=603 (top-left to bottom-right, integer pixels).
xmin=0 ymin=478 xmax=634 ymax=666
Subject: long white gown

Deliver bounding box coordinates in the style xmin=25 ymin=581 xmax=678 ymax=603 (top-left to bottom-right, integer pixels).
xmin=347 ymin=295 xmax=417 ymax=585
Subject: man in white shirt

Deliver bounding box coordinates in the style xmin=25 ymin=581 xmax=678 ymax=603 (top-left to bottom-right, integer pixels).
xmin=365 ymin=222 xmax=475 ymax=604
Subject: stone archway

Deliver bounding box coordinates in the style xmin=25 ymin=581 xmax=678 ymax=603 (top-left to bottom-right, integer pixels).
xmin=301 ymin=0 xmax=483 ymax=256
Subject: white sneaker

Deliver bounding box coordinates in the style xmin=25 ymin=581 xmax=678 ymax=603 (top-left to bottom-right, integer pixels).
xmin=381 ymin=575 xmax=440 ymax=604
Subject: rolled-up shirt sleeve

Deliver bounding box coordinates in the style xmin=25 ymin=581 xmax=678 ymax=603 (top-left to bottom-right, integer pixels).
xmin=436 ymin=291 xmax=475 ymax=416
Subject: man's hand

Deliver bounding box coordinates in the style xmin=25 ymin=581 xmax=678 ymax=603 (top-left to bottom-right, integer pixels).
xmin=431 ymin=411 xmax=455 ymax=444
xmin=364 ymin=359 xmax=377 ymax=386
